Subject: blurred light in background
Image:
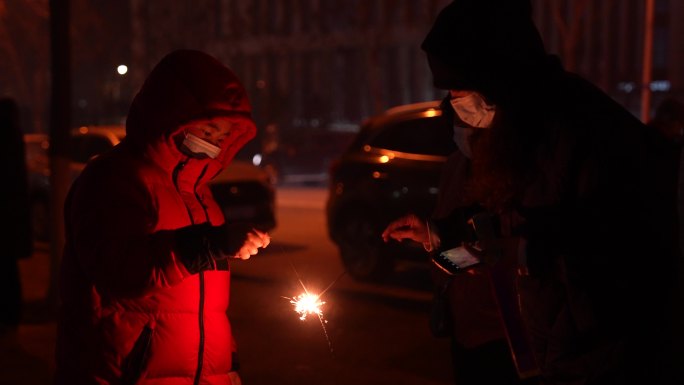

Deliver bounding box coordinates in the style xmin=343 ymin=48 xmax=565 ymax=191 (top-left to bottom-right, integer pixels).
xmin=424 ymin=108 xmax=438 ymax=118
xmin=650 ymin=80 xmax=671 ymax=92
xmin=252 ymin=153 xmax=262 ymax=166
xmin=618 ymin=80 xmax=671 ymax=93
xmin=117 ymin=65 xmax=128 ymax=75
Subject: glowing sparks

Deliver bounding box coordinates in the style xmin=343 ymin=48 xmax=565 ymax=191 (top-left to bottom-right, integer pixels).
xmin=283 ymin=290 xmax=333 ymax=354
xmin=289 ymin=293 xmax=325 ymax=321
xmin=283 ymin=259 xmax=346 ymax=354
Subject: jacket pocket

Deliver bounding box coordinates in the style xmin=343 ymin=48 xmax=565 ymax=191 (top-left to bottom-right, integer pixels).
xmin=121 ymin=324 xmax=153 ymax=385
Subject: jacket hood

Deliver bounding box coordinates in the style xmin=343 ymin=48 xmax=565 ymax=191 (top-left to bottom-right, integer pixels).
xmin=125 ymin=49 xmax=256 ymax=170
xmin=421 ymin=0 xmax=558 ymax=104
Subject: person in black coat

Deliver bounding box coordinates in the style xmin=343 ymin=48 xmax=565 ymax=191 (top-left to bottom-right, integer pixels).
xmin=383 ymin=1 xmax=683 ymax=384
xmin=647 ymin=97 xmax=684 ymax=214
xmin=0 ymin=98 xmax=33 ymax=335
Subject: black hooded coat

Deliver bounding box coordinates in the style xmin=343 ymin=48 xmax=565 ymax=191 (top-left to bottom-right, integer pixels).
xmin=422 ymin=1 xmax=683 ymax=384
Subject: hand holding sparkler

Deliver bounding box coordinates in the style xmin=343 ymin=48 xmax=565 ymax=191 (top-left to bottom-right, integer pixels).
xmin=382 ymin=213 xmax=440 ymax=252
xmin=174 ymin=223 xmax=270 ymax=273
xmin=206 ymin=223 xmax=270 ymax=260
xmin=230 ymin=228 xmax=270 ymax=260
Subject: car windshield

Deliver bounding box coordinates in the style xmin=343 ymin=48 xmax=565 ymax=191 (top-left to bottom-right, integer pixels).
xmin=368 ymin=116 xmax=455 ymax=156
xmin=70 ymin=134 xmax=117 ymax=163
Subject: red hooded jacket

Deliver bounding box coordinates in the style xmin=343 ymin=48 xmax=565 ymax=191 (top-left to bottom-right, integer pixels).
xmin=55 ymin=50 xmax=256 ymax=385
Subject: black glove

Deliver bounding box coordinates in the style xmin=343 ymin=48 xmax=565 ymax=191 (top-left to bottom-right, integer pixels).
xmin=174 ymin=223 xmax=216 ymax=274
xmin=174 ymin=223 xmax=257 ymax=274
xmin=205 ymin=222 xmax=256 ymax=258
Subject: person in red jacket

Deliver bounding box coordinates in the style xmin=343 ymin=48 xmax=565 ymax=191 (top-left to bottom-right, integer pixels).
xmin=55 ymin=49 xmax=270 ymax=385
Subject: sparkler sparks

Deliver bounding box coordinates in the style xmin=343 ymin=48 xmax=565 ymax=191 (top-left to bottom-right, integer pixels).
xmin=289 ymin=293 xmax=325 ymax=321
xmin=283 ymin=259 xmax=346 ymax=354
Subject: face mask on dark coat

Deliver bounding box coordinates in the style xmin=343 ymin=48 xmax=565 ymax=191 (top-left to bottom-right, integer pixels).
xmin=450 ymin=92 xmax=497 ymax=129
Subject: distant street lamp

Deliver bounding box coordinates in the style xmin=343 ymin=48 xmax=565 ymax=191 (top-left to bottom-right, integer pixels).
xmin=113 ymin=65 xmax=128 ymax=121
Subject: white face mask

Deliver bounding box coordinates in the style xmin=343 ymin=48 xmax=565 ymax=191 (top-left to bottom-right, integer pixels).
xmin=182 ymin=132 xmax=222 ymax=159
xmin=449 ymin=92 xmax=497 ymax=128
xmin=452 ymin=124 xmax=474 ymax=158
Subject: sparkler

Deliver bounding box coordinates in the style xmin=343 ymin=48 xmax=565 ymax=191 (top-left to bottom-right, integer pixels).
xmin=289 ymin=292 xmax=325 ymax=321
xmin=283 ymin=260 xmax=346 ymax=354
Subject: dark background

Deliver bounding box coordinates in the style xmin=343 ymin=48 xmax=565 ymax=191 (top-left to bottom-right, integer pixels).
xmin=2 ymin=0 xmax=683 ymax=180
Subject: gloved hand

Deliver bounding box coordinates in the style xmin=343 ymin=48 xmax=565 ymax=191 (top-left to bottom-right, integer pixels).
xmin=206 ymin=222 xmax=271 ymax=260
xmin=174 ymin=223 xmax=271 ymax=273
xmin=174 ymin=223 xmax=215 ymax=274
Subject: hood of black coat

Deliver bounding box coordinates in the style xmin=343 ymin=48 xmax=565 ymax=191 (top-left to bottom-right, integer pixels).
xmin=421 ymin=0 xmax=559 ymax=105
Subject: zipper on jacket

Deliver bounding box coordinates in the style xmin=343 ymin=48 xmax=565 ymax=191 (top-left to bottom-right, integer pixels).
xmin=193 ymin=165 xmax=210 ymax=222
xmin=172 ymin=160 xmax=195 ymax=223
xmin=173 ymin=161 xmax=211 ymax=224
xmin=193 ymin=164 xmax=216 ymax=270
xmin=173 ymin=161 xmax=210 ymax=383
xmin=193 ymin=271 xmax=206 ymax=385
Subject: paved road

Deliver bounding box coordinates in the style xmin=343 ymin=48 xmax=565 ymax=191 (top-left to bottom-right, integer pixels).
xmin=231 ymin=187 xmax=452 ymax=384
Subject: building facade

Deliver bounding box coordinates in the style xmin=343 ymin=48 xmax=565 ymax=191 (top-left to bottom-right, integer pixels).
xmin=531 ymin=0 xmax=683 ymax=117
xmin=129 ymin=0 xmax=683 ymax=133
xmin=130 ymin=0 xmax=450 ymax=133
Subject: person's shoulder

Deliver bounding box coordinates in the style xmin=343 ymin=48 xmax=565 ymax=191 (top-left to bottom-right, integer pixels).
xmin=74 ymin=146 xmax=148 ymax=195
xmin=561 ymin=74 xmax=623 ymax=113
xmin=556 ymin=73 xmax=643 ymax=130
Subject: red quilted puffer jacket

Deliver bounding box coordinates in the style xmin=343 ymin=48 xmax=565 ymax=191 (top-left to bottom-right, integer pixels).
xmin=55 ymin=50 xmax=256 ymax=385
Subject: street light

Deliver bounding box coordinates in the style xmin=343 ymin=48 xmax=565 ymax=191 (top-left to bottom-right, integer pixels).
xmin=113 ymin=65 xmax=128 ymax=122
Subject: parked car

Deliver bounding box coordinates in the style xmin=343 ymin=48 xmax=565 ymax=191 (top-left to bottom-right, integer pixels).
xmin=25 ymin=125 xmax=276 ymax=242
xmin=326 ymin=100 xmax=456 ymax=280
xmin=260 ymin=128 xmax=356 ymax=186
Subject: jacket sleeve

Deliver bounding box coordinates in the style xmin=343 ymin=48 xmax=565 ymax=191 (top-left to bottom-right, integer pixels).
xmin=65 ymin=162 xmax=191 ymax=299
xmin=522 ymin=106 xmax=679 ymax=331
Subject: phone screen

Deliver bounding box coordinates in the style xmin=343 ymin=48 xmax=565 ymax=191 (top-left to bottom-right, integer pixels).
xmin=439 ymin=246 xmax=481 ymax=269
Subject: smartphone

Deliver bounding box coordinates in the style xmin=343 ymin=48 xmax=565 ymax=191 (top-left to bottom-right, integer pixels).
xmin=431 ymin=246 xmax=481 ymax=275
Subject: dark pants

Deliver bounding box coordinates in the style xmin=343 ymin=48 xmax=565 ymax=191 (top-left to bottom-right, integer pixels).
xmin=0 ymin=257 xmax=22 ymax=328
xmin=451 ymin=338 xmax=539 ymax=385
